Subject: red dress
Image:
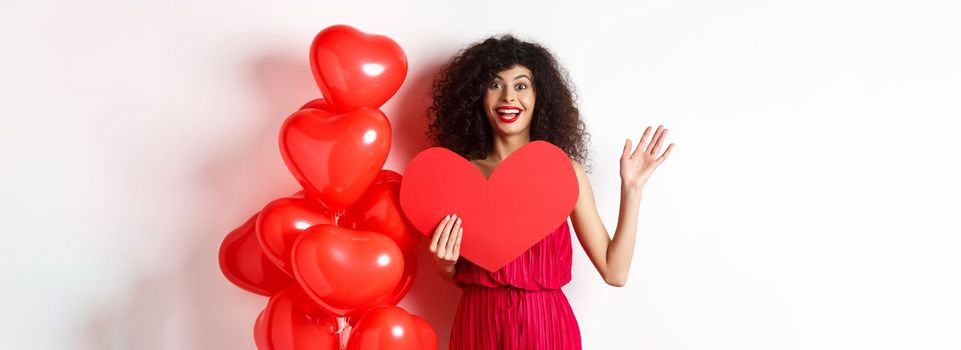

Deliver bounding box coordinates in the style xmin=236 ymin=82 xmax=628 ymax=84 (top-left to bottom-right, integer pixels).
xmin=449 ymin=219 xmax=582 ymax=350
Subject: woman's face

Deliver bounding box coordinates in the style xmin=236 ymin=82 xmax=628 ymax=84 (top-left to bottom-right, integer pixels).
xmin=483 ymin=64 xmax=536 ymax=137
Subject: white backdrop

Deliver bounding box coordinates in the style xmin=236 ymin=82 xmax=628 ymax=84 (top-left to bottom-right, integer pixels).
xmin=2 ymin=1 xmax=960 ymax=349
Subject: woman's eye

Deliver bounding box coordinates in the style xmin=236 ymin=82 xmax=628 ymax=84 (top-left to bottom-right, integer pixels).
xmin=516 ymin=84 xmax=527 ymax=90
xmin=489 ymin=82 xmax=501 ymax=89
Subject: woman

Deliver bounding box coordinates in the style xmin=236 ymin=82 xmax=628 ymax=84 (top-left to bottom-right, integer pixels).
xmin=424 ymin=34 xmax=673 ymax=350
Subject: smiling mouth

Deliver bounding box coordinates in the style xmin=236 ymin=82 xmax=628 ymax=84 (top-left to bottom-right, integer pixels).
xmin=495 ymin=108 xmax=521 ymax=123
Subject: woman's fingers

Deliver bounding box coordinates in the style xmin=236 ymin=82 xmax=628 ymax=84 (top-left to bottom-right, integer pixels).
xmin=436 ymin=214 xmax=457 ymax=258
xmin=650 ymin=128 xmax=667 ymax=155
xmin=428 ymin=214 xmax=464 ymax=263
xmin=657 ymin=143 xmax=675 ymax=163
xmin=451 ymin=227 xmax=463 ymax=259
xmin=643 ymin=125 xmax=664 ymax=155
xmin=446 ymin=217 xmax=462 ymax=258
xmin=631 ymin=126 xmax=653 ymax=159
xmin=428 ymin=215 xmax=450 ymax=254
xmin=622 ymin=138 xmax=632 ymax=160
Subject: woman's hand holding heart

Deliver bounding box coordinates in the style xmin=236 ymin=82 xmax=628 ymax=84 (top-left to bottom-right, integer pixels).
xmin=429 ymin=214 xmax=463 ymax=283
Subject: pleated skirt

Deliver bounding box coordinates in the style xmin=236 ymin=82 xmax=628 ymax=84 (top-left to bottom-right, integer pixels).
xmin=449 ymin=285 xmax=582 ymax=350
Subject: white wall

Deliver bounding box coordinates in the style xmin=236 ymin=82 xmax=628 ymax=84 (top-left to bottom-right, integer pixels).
xmin=2 ymin=1 xmax=959 ymax=349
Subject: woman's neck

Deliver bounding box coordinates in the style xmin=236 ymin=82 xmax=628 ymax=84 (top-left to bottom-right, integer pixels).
xmin=487 ymin=132 xmax=531 ymax=163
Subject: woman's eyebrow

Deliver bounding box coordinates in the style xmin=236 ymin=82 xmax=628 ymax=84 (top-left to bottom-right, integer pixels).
xmin=494 ymin=74 xmax=533 ymax=81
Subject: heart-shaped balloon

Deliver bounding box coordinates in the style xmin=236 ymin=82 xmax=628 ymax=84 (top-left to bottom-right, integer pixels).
xmin=299 ymin=97 xmax=331 ymax=111
xmin=310 ymin=24 xmax=407 ymax=112
xmin=411 ymin=316 xmax=438 ymax=350
xmin=291 ymin=224 xmax=404 ymax=316
xmin=340 ymin=170 xmax=420 ymax=323
xmin=257 ymin=196 xmax=336 ymax=276
xmin=341 ymin=170 xmax=419 ymax=254
xmin=346 ymin=306 xmax=437 ymax=350
xmin=399 ymin=140 xmax=579 ymax=272
xmin=279 ymin=108 xmax=392 ymax=210
xmin=254 ymin=284 xmax=340 ymax=350
xmin=344 ymin=252 xmax=416 ymax=326
xmin=218 ymin=213 xmax=293 ymax=296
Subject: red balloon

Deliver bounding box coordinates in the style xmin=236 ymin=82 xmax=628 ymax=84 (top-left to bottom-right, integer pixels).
xmin=341 ymin=170 xmax=419 ymax=253
xmin=345 ymin=253 xmax=416 ymax=326
xmin=310 ymin=24 xmax=407 ymax=112
xmin=346 ymin=306 xmax=437 ymax=350
xmin=411 ymin=316 xmax=438 ymax=350
xmin=219 ymin=213 xmax=293 ymax=296
xmin=385 ymin=256 xmax=416 ymax=307
xmin=279 ymin=108 xmax=392 ymax=211
xmin=254 ymin=285 xmax=340 ymax=350
xmin=291 ymin=224 xmax=404 ymax=316
xmin=257 ymin=196 xmax=336 ymax=276
xmin=299 ymin=98 xmax=332 ymax=111
xmin=341 ymin=170 xmax=421 ymax=322
xmin=254 ymin=310 xmax=268 ymax=349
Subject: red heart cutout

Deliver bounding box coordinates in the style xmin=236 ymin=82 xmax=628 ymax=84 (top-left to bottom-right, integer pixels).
xmin=310 ymin=25 xmax=407 ymax=112
xmin=279 ymin=108 xmax=391 ymax=210
xmin=291 ymin=224 xmax=404 ymax=316
xmin=398 ymin=141 xmax=579 ymax=272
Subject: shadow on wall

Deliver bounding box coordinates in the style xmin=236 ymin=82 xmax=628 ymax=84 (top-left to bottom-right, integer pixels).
xmin=78 ymin=45 xmax=460 ymax=349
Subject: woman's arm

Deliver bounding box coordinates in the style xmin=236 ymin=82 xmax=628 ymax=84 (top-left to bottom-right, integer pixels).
xmin=569 ymin=161 xmax=641 ymax=287
xmin=569 ymin=125 xmax=673 ymax=287
xmin=435 ymin=259 xmax=457 ymax=284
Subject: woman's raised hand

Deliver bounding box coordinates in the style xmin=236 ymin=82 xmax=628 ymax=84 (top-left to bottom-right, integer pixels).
xmin=429 ymin=214 xmax=463 ymax=267
xmin=621 ymin=124 xmax=674 ymax=191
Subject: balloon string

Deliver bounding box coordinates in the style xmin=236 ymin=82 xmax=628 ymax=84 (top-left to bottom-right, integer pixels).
xmin=334 ymin=208 xmax=346 ymax=226
xmin=335 ymin=316 xmax=350 ymax=350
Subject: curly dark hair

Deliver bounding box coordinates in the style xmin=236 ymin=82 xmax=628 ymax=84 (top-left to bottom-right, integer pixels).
xmin=426 ymin=34 xmax=591 ymax=170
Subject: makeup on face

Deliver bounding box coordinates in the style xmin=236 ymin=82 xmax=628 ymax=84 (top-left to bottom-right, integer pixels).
xmin=484 ymin=65 xmax=536 ymax=129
